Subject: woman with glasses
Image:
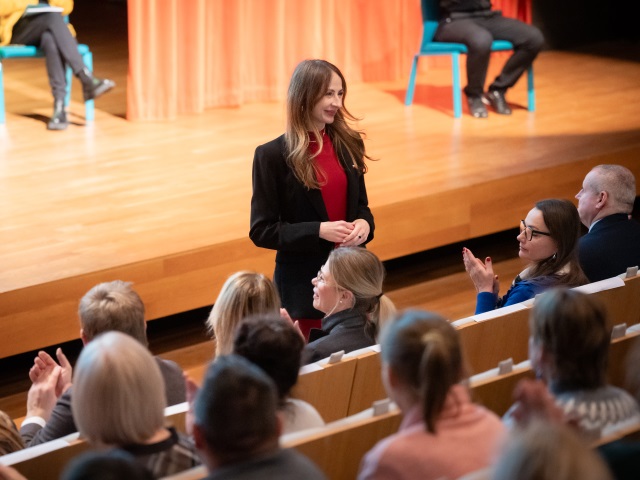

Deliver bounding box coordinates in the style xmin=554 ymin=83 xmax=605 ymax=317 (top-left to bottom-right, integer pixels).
xmin=250 ymin=59 xmax=375 ymax=339
xmin=462 ymin=199 xmax=588 ymax=314
xmin=302 ymin=247 xmax=395 ymax=364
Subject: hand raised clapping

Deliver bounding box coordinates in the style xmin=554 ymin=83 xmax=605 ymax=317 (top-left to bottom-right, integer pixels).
xmin=462 ymin=247 xmax=500 ymax=295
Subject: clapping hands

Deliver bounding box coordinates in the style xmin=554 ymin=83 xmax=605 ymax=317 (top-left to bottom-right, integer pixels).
xmin=25 ymin=348 xmax=74 ymax=421
xmin=462 ymin=247 xmax=500 ymax=295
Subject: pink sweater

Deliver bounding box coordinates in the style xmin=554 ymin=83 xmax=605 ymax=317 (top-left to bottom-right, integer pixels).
xmin=358 ymin=385 xmax=506 ymax=480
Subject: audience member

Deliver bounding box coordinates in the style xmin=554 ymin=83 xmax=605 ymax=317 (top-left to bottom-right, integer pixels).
xmin=192 ymin=355 xmax=326 ymax=480
xmin=576 ymin=165 xmax=640 ymax=282
xmin=233 ymin=314 xmax=324 ymax=434
xmin=358 ymin=310 xmax=506 ymax=480
xmin=60 ymin=450 xmax=154 ymax=480
xmin=504 ymin=335 xmax=640 ymax=480
xmin=463 ymin=198 xmax=587 ymax=314
xmin=20 ymin=280 xmax=186 ymax=447
xmin=206 ymin=271 xmax=280 ymax=356
xmin=0 ymin=410 xmax=24 ymax=455
xmin=72 ymin=332 xmax=200 ymax=477
xmin=505 ymin=288 xmax=640 ymax=439
xmin=0 ymin=1 xmax=115 ymax=130
xmin=303 ymin=247 xmax=396 ymax=364
xmin=433 ymin=0 xmax=543 ymax=118
xmin=491 ymin=421 xmax=613 ymax=480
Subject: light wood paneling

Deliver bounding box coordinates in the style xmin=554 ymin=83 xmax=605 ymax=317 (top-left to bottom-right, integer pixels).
xmin=2 ymin=42 xmax=640 ymax=358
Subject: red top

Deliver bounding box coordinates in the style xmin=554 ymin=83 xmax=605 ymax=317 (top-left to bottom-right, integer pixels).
xmin=310 ymin=131 xmax=347 ymax=224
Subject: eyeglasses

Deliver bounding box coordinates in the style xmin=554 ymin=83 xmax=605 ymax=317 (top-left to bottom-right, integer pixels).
xmin=520 ymin=220 xmax=551 ymax=242
xmin=316 ymin=269 xmax=328 ymax=284
xmin=316 ymin=268 xmax=342 ymax=290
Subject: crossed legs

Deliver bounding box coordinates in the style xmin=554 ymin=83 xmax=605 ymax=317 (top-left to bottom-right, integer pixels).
xmin=10 ymin=13 xmax=114 ymax=129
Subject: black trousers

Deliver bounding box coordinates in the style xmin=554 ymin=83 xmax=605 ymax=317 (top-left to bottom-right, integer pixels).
xmin=11 ymin=13 xmax=86 ymax=101
xmin=434 ymin=14 xmax=544 ymax=98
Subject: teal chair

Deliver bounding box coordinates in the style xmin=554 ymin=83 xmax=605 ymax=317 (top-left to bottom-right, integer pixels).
xmin=0 ymin=17 xmax=94 ymax=124
xmin=405 ymin=0 xmax=535 ymax=118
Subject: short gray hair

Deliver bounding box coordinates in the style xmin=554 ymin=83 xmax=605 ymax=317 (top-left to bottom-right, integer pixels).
xmin=590 ymin=165 xmax=636 ymax=213
xmin=492 ymin=421 xmax=612 ymax=480
xmin=72 ymin=332 xmax=166 ymax=446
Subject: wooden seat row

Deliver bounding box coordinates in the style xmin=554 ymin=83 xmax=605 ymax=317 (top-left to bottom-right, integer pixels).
xmin=164 ymin=324 xmax=640 ymax=480
xmin=5 ymin=330 xmax=638 ymax=480
xmin=292 ymin=273 xmax=640 ymax=422
xmin=456 ymin=273 xmax=640 ymax=375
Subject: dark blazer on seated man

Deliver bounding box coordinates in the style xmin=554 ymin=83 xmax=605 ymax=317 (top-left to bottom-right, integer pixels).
xmin=20 ymin=280 xmax=187 ymax=447
xmin=578 ymin=213 xmax=640 ymax=282
xmin=576 ymin=165 xmax=640 ymax=283
xmin=20 ymin=357 xmax=185 ymax=447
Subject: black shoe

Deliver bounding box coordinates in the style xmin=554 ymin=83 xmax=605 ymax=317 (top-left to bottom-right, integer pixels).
xmin=47 ymin=100 xmax=68 ymax=131
xmin=483 ymin=90 xmax=512 ymax=115
xmin=77 ymin=67 xmax=116 ymax=101
xmin=466 ymin=95 xmax=488 ymax=118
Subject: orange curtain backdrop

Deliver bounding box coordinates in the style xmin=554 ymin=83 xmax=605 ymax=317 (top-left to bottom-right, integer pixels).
xmin=127 ymin=0 xmax=530 ymax=121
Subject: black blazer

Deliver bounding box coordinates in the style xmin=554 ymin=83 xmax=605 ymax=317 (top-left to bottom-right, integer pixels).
xmin=249 ymin=134 xmax=374 ymax=319
xmin=579 ymin=213 xmax=640 ymax=282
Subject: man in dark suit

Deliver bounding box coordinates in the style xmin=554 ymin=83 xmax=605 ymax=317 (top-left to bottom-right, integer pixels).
xmin=576 ymin=165 xmax=640 ymax=282
xmin=20 ymin=280 xmax=186 ymax=447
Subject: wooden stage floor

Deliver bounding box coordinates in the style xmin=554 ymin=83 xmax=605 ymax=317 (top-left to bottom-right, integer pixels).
xmin=2 ymin=31 xmax=640 ymax=358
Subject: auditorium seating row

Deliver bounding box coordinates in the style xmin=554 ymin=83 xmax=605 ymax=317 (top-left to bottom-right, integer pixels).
xmin=164 ymin=322 xmax=640 ymax=480
xmin=290 ymin=272 xmax=640 ymax=423
xmin=3 ymin=331 xmax=638 ymax=480
xmin=2 ymin=273 xmax=639 ymax=479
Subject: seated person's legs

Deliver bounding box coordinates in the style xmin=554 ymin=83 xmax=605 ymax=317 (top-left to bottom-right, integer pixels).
xmin=40 ymin=30 xmax=68 ymax=129
xmin=9 ymin=13 xmax=114 ymax=130
xmin=434 ymin=19 xmax=493 ymax=118
xmin=481 ymin=16 xmax=544 ymax=114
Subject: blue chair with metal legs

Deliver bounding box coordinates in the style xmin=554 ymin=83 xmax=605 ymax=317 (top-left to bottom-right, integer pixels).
xmin=0 ymin=17 xmax=94 ymax=125
xmin=405 ymin=0 xmax=535 ymax=118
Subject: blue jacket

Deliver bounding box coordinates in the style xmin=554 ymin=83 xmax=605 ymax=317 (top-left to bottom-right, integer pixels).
xmin=475 ymin=276 xmax=544 ymax=314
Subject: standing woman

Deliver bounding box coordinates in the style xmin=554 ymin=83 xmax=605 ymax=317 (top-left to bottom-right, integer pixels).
xmin=250 ymin=59 xmax=375 ymax=337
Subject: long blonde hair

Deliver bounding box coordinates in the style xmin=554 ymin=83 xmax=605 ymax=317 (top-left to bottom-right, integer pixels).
xmin=285 ymin=59 xmax=371 ymax=190
xmin=207 ymin=272 xmax=280 ymax=356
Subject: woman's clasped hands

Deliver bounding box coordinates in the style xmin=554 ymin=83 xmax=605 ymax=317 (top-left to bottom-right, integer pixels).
xmin=319 ymin=219 xmax=370 ymax=246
